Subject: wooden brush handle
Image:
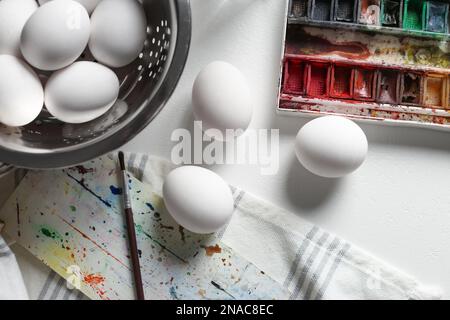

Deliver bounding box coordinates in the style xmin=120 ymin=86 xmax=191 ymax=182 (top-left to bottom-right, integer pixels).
xmin=125 ymin=207 xmax=145 ymax=300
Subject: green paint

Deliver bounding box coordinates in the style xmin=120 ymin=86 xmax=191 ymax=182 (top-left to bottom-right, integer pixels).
xmin=40 ymin=226 xmax=62 ymax=241
xmin=70 ymin=205 xmax=76 ymax=212
xmin=41 ymin=228 xmax=53 ymax=238
xmin=403 ymin=0 xmax=425 ymax=31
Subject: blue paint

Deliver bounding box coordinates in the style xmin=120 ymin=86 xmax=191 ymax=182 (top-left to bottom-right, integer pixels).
xmin=146 ymin=202 xmax=154 ymax=211
xmin=66 ymin=173 xmax=111 ymax=208
xmin=109 ymin=185 xmax=123 ymax=195
xmin=169 ymin=286 xmax=179 ymax=300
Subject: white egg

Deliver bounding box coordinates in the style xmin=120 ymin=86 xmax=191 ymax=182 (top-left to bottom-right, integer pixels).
xmin=0 ymin=55 xmax=44 ymax=127
xmin=38 ymin=0 xmax=102 ymax=14
xmin=163 ymin=166 xmax=234 ymax=234
xmin=45 ymin=61 xmax=120 ymax=123
xmin=295 ymin=116 xmax=368 ymax=178
xmin=89 ymin=0 xmax=147 ymax=68
xmin=20 ymin=0 xmax=90 ymax=70
xmin=192 ymin=61 xmax=253 ymax=141
xmin=0 ymin=0 xmax=38 ymax=56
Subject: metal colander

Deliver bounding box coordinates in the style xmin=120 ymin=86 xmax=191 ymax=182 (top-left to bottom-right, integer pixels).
xmin=0 ymin=0 xmax=191 ymax=171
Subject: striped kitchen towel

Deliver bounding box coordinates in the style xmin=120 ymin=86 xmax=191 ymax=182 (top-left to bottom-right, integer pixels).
xmin=0 ymin=162 xmax=13 ymax=177
xmin=0 ymin=235 xmax=28 ymax=299
xmin=0 ymin=153 xmax=442 ymax=299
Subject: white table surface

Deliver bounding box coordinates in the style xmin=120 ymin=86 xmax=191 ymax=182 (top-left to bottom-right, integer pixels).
xmin=123 ymin=0 xmax=450 ymax=298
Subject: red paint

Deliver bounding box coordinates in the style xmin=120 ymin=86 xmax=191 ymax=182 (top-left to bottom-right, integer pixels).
xmin=57 ymin=215 xmax=130 ymax=270
xmin=284 ymin=53 xmax=437 ymax=73
xmin=306 ymin=63 xmax=330 ymax=97
xmin=84 ymin=273 xmax=109 ymax=300
xmin=283 ymin=59 xmax=305 ymax=94
xmin=71 ymin=166 xmax=95 ymax=175
xmin=280 ymin=55 xmax=450 ymax=124
xmin=84 ymin=273 xmax=105 ymax=286
xmin=330 ymin=65 xmax=354 ymax=99
xmin=285 ymin=28 xmax=371 ymax=60
xmin=203 ymin=244 xmax=222 ymax=256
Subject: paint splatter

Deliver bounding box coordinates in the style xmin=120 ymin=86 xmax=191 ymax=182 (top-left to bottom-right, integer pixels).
xmin=109 ymin=185 xmax=123 ymax=195
xmin=58 ymin=215 xmax=130 ymax=270
xmin=135 ymin=224 xmax=188 ymax=263
xmin=211 ymin=281 xmax=235 ymax=299
xmin=84 ymin=273 xmax=105 ymax=286
xmin=145 ymin=202 xmax=154 ymax=211
xmin=203 ymin=244 xmax=222 ymax=256
xmin=66 ymin=173 xmax=111 ymax=208
xmin=198 ymin=289 xmax=206 ymax=298
xmin=169 ymin=286 xmax=179 ymax=300
xmin=72 ymin=166 xmax=94 ymax=175
xmin=179 ymin=226 xmax=186 ymax=243
xmin=70 ymin=205 xmax=76 ymax=212
xmin=84 ymin=273 xmax=108 ymax=299
xmin=159 ymin=223 xmax=174 ymax=230
xmin=40 ymin=226 xmax=62 ymax=240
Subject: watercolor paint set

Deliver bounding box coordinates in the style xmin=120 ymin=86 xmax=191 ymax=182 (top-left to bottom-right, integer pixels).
xmin=278 ymin=0 xmax=450 ymax=129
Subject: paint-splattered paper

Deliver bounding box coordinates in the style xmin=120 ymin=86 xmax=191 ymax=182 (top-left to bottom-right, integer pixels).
xmin=1 ymin=156 xmax=289 ymax=300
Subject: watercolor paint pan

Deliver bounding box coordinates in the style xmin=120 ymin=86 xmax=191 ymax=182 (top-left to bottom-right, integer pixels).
xmin=424 ymin=1 xmax=449 ymax=33
xmin=311 ymin=0 xmax=335 ymax=21
xmin=330 ymin=64 xmax=354 ymax=99
xmin=403 ymin=0 xmax=425 ymax=31
xmin=358 ymin=0 xmax=381 ymax=25
xmin=305 ymin=62 xmax=330 ymax=97
xmin=283 ymin=59 xmax=307 ymax=95
xmin=353 ymin=67 xmax=377 ymax=101
xmin=400 ymin=72 xmax=423 ymax=105
xmin=334 ymin=0 xmax=358 ymax=22
xmin=290 ymin=0 xmax=310 ymax=19
xmin=381 ymin=0 xmax=403 ymax=27
xmin=424 ymin=74 xmax=448 ymax=108
xmin=376 ymin=69 xmax=401 ymax=104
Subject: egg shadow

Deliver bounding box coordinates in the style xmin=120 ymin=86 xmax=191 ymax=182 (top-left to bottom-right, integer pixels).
xmin=285 ymin=152 xmax=342 ymax=213
xmin=269 ymin=114 xmax=341 ymax=211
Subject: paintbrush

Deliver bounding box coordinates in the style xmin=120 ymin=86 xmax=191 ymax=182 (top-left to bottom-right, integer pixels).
xmin=118 ymin=151 xmax=145 ymax=300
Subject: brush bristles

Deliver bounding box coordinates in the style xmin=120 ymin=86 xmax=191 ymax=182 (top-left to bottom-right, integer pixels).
xmin=118 ymin=151 xmax=126 ymax=171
